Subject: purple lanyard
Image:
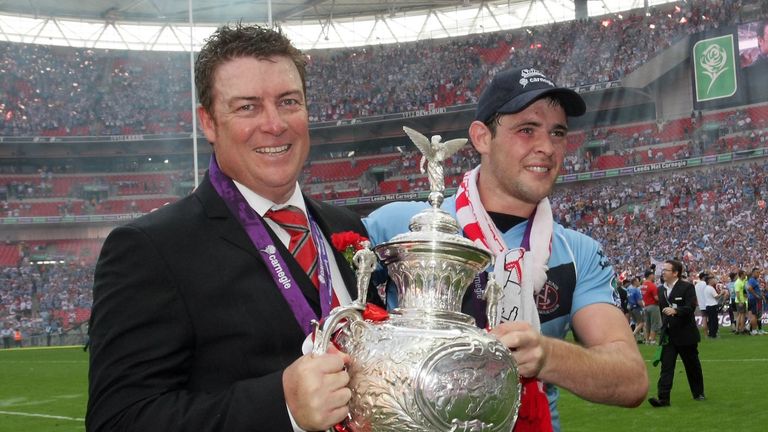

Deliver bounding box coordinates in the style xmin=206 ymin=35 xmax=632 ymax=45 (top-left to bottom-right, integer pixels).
xmin=208 ymin=154 xmax=332 ymax=335
xmin=309 ymin=216 xmax=334 ymax=318
xmin=520 ymin=206 xmax=537 ymax=251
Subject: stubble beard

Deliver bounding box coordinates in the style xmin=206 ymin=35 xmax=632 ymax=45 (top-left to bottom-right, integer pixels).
xmin=507 ymin=175 xmax=556 ymax=206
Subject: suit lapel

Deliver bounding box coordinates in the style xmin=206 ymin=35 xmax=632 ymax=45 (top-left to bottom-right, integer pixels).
xmin=660 ymin=282 xmax=671 ymax=307
xmin=196 ymin=175 xmax=259 ymax=257
xmin=666 ymin=280 xmax=686 ymax=307
xmin=196 ymin=175 xmax=321 ymax=314
xmin=669 ymin=281 xmax=676 ymax=297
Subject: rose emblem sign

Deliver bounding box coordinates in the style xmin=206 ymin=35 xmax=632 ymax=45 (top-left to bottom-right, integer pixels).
xmin=699 ymin=44 xmax=728 ymax=95
xmin=693 ymin=34 xmax=737 ymax=102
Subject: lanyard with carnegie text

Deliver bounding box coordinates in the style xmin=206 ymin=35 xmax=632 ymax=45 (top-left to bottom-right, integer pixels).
xmin=208 ymin=154 xmax=330 ymax=336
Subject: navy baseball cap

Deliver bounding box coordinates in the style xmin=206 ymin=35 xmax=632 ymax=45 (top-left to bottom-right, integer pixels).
xmin=475 ymin=67 xmax=586 ymax=123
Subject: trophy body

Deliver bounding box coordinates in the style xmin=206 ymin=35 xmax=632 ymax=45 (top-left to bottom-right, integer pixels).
xmin=334 ymin=311 xmax=519 ymax=431
xmin=314 ymin=128 xmax=520 ymax=431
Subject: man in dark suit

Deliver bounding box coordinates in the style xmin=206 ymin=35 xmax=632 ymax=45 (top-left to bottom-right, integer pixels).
xmin=648 ymin=259 xmax=705 ymax=407
xmin=87 ymin=24 xmax=380 ymax=432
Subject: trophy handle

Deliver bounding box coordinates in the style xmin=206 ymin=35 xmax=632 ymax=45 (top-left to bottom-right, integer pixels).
xmin=313 ymin=244 xmax=374 ymax=353
xmin=352 ymin=242 xmax=375 ymax=308
xmin=483 ymin=277 xmax=503 ymax=330
xmin=311 ymin=307 xmax=363 ymax=355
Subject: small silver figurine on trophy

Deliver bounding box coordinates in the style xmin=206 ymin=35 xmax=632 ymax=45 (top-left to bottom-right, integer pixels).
xmin=402 ymin=126 xmax=467 ymax=208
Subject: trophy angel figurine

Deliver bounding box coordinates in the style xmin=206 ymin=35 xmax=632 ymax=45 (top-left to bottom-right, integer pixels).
xmin=403 ymin=126 xmax=467 ymax=207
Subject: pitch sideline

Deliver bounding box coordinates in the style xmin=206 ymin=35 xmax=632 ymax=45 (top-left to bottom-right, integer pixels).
xmin=0 ymin=409 xmax=84 ymax=421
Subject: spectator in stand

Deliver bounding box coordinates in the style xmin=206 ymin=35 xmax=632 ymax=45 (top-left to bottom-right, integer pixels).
xmin=726 ymin=271 xmax=737 ymax=333
xmin=702 ymin=275 xmax=724 ymax=338
xmin=1 ymin=325 xmax=12 ymax=348
xmin=627 ymin=276 xmax=645 ymax=343
xmin=642 ymin=270 xmax=661 ymax=345
xmin=13 ymin=328 xmax=22 ymax=347
xmin=694 ymin=272 xmax=708 ymax=331
xmin=734 ymin=270 xmax=749 ymax=334
xmin=746 ymin=267 xmax=766 ymax=335
xmin=618 ymin=279 xmax=630 ymax=321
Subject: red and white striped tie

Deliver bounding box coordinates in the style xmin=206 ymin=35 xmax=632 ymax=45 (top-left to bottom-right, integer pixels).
xmin=265 ymin=206 xmax=319 ymax=288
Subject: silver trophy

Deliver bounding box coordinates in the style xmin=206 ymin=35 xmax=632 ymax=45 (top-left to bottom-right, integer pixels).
xmin=313 ymin=127 xmax=520 ymax=432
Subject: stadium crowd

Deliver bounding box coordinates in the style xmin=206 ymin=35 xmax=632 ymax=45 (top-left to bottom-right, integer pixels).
xmin=0 ymin=263 xmax=93 ymax=347
xmin=0 ymin=0 xmax=745 ymax=135
xmin=4 ymin=107 xmax=766 ymax=218
xmin=2 ymin=0 xmax=766 ymax=345
xmin=553 ymin=159 xmax=768 ymax=277
xmin=2 ymin=157 xmax=766 ymax=345
xmin=305 ymin=0 xmax=742 ymax=122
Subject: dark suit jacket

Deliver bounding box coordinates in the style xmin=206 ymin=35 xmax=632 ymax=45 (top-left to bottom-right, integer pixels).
xmin=659 ymin=279 xmax=700 ymax=346
xmin=86 ymin=174 xmax=380 ymax=432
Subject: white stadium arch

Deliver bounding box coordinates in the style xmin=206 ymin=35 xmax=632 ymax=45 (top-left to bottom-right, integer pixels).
xmin=0 ymin=0 xmax=677 ymax=51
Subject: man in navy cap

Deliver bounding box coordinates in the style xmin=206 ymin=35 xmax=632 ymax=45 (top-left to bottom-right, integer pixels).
xmin=365 ymin=67 xmax=648 ymax=431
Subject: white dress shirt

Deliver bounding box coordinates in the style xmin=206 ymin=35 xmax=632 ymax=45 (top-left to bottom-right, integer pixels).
xmin=703 ymin=284 xmax=720 ymax=307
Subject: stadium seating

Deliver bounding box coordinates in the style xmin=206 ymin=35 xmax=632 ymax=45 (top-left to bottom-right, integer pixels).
xmin=1 ymin=102 xmax=766 ymax=216
xmin=0 ymin=244 xmax=20 ymax=266
xmin=0 ymin=1 xmax=743 ymax=136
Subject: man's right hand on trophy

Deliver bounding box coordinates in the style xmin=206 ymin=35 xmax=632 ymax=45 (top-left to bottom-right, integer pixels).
xmin=490 ymin=321 xmax=548 ymax=378
xmin=282 ymin=347 xmax=352 ymax=431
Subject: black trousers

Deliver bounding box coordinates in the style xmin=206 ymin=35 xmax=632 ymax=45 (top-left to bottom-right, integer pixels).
xmin=705 ymin=305 xmax=720 ymax=337
xmin=657 ymin=342 xmax=704 ymax=401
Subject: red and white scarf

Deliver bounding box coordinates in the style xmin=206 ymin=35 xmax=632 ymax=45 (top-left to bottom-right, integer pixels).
xmin=454 ymin=165 xmax=553 ymax=432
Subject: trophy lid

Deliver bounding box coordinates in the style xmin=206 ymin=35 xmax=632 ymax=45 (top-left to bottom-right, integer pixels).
xmin=376 ymin=205 xmax=491 ymax=267
xmin=383 ymin=206 xmax=489 ymax=256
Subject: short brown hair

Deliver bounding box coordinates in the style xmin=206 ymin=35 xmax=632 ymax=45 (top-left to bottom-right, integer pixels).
xmin=195 ymin=23 xmax=307 ymax=115
xmin=665 ymin=259 xmax=684 ymax=277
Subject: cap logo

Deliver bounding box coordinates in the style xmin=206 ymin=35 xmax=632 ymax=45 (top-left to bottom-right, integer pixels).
xmin=519 ymin=68 xmax=554 ymax=88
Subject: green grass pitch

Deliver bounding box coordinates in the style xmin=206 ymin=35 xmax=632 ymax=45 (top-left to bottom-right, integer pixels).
xmin=0 ymin=331 xmax=765 ymax=431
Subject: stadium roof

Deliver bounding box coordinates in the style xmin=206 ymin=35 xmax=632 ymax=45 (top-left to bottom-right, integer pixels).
xmin=0 ymin=0 xmax=500 ymax=24
xmin=0 ymin=0 xmax=675 ymax=50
